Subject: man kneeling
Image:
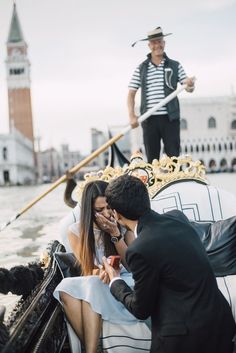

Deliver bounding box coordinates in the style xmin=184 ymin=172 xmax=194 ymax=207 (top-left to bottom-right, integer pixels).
xmin=101 ymin=174 xmax=236 ymax=353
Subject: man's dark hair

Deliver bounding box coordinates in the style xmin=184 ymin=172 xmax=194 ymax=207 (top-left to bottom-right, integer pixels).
xmin=105 ymin=174 xmax=150 ymax=220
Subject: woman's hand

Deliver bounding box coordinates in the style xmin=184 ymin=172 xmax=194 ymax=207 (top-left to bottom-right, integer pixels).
xmin=95 ymin=213 xmax=120 ymax=236
xmin=99 ymin=268 xmax=110 ymax=284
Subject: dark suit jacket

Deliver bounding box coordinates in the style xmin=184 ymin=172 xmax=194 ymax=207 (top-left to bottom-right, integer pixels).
xmin=111 ymin=210 xmax=235 ymax=353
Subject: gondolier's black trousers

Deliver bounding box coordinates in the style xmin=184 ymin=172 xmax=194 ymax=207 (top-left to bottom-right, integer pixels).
xmin=141 ymin=114 xmax=180 ymax=163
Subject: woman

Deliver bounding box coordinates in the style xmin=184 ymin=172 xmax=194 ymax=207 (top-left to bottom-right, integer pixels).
xmin=53 ymin=180 xmax=138 ymax=353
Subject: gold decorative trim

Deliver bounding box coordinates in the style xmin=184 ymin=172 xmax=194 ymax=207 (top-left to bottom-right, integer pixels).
xmin=76 ymin=166 xmax=124 ymax=201
xmin=40 ymin=251 xmax=50 ymax=269
xmin=76 ymin=154 xmax=208 ymax=201
xmin=148 ymin=155 xmax=207 ymax=198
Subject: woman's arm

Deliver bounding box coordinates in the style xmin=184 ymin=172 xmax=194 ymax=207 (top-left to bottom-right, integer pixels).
xmin=113 ymin=230 xmax=135 ymax=270
xmin=68 ymin=230 xmax=80 ymax=258
xmin=124 ymin=230 xmax=136 ymax=246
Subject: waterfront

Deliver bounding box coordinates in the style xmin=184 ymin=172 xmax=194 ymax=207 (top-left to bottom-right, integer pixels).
xmin=0 ymin=183 xmax=69 ymax=268
xmin=0 ymin=173 xmax=236 ymax=316
xmin=0 ymin=182 xmax=70 ymax=315
xmin=0 ymin=173 xmax=236 ymax=266
xmin=0 ymin=173 xmax=236 ymax=268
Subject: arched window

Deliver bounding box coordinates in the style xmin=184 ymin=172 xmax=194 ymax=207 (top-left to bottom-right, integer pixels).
xmin=190 ymin=145 xmax=193 ymax=153
xmin=196 ymin=145 xmax=199 ymax=153
xmin=2 ymin=147 xmax=7 ymax=161
xmin=230 ymin=142 xmax=233 ymax=151
xmin=232 ymin=158 xmax=236 ymax=171
xmin=213 ymin=144 xmax=216 ymax=151
xmin=201 ymin=145 xmax=205 ymax=152
xmin=209 ymin=159 xmax=216 ymax=170
xmin=184 ymin=145 xmax=188 ymax=153
xmin=224 ymin=143 xmax=227 ymax=151
xmin=231 ymin=120 xmax=236 ymax=129
xmin=218 ymin=143 xmax=222 ymax=152
xmin=207 ymin=144 xmax=210 ymax=152
xmin=220 ymin=158 xmax=227 ymax=172
xmin=180 ymin=119 xmax=187 ymax=130
xmin=208 ymin=116 xmax=216 ymax=129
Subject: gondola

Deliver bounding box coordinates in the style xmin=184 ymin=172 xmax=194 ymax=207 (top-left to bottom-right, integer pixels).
xmin=0 ymin=140 xmax=129 ymax=353
xmin=1 ymin=151 xmax=236 ymax=353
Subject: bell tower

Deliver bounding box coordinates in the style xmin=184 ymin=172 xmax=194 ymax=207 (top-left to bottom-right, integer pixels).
xmin=6 ymin=3 xmax=34 ymax=145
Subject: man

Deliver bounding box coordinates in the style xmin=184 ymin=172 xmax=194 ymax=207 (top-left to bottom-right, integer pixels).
xmin=101 ymin=174 xmax=235 ymax=353
xmin=128 ymin=26 xmax=195 ymax=163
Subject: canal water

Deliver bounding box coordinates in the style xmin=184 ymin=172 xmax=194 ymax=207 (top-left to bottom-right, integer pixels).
xmin=0 ymin=183 xmax=70 ymax=315
xmin=0 ymin=173 xmax=236 ymax=316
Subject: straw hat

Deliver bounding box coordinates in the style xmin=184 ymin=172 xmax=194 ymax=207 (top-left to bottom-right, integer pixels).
xmin=132 ymin=26 xmax=172 ymax=47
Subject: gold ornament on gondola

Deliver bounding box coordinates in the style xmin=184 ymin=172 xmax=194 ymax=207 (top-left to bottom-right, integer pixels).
xmin=76 ymin=154 xmax=208 ymax=201
xmin=40 ymin=251 xmax=51 ymax=269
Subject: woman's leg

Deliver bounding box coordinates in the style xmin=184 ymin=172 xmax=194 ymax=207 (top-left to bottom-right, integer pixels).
xmin=60 ymin=292 xmax=102 ymax=353
xmin=82 ymin=301 xmax=102 ymax=353
xmin=60 ymin=291 xmax=84 ymax=341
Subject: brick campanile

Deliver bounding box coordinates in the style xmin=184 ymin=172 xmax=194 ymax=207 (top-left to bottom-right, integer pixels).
xmin=6 ymin=4 xmax=34 ymax=145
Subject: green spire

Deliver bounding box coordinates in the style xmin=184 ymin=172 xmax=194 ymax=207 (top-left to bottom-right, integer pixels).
xmin=7 ymin=4 xmax=24 ymax=43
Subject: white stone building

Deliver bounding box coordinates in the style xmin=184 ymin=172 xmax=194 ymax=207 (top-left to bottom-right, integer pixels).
xmin=90 ymin=126 xmax=143 ymax=168
xmin=90 ymin=128 xmax=109 ymax=168
xmin=180 ymin=95 xmax=236 ymax=171
xmin=90 ymin=95 xmax=236 ymax=172
xmin=39 ymin=148 xmax=61 ymax=182
xmin=60 ymin=144 xmax=82 ymax=173
xmin=35 ymin=144 xmax=84 ymax=182
xmin=0 ymin=129 xmax=35 ymax=185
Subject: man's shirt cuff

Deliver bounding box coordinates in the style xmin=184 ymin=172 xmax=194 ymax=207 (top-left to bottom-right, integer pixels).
xmin=109 ymin=277 xmax=122 ymax=288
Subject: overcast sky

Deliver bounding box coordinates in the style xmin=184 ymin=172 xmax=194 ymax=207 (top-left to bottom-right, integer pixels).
xmin=0 ymin=0 xmax=236 ymax=153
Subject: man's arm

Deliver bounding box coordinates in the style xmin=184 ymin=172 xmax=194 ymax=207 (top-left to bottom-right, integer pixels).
xmin=110 ymin=250 xmax=159 ymax=320
xmin=178 ymin=63 xmax=195 ymax=93
xmin=127 ymin=89 xmax=139 ymax=128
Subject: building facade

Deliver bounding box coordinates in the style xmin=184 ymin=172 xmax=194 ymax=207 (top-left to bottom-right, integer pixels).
xmin=90 ymin=126 xmax=143 ymax=169
xmin=60 ymin=144 xmax=82 ymax=173
xmin=39 ymin=148 xmax=61 ymax=182
xmin=0 ymin=129 xmax=35 ymax=185
xmin=180 ymin=96 xmax=236 ymax=172
xmin=90 ymin=95 xmax=236 ymax=172
xmin=35 ymin=144 xmax=84 ymax=183
xmin=90 ymin=128 xmax=109 ymax=168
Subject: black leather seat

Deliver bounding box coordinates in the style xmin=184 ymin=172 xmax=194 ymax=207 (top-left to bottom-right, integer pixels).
xmin=190 ymin=216 xmax=236 ymax=276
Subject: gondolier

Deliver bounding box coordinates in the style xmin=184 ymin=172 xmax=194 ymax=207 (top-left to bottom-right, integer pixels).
xmin=128 ymin=26 xmax=195 ymax=163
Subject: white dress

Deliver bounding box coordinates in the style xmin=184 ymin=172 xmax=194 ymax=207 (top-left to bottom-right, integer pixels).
xmin=53 ymin=222 xmax=140 ymax=325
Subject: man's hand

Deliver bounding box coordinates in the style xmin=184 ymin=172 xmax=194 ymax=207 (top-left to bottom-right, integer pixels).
xmin=129 ymin=113 xmax=139 ymax=129
xmin=99 ymin=256 xmax=121 ymax=284
xmin=184 ymin=76 xmax=195 ymax=93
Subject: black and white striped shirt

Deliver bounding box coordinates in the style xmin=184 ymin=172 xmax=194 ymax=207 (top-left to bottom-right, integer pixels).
xmin=128 ymin=59 xmax=187 ymax=115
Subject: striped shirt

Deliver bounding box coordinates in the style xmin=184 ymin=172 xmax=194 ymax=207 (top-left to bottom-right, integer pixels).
xmin=128 ymin=59 xmax=187 ymax=115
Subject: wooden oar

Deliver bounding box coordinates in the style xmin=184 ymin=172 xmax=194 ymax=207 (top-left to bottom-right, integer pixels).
xmin=0 ymin=83 xmax=188 ymax=232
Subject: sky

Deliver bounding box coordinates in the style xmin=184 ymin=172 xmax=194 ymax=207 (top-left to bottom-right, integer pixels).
xmin=0 ymin=0 xmax=236 ymax=154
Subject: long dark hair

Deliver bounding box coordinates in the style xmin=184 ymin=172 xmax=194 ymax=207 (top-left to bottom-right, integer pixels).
xmin=75 ymin=180 xmax=117 ymax=275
